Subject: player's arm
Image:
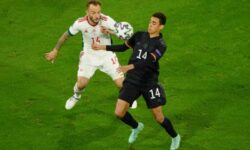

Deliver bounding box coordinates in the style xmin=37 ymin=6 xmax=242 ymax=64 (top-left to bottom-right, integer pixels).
xmin=100 ymin=15 xmax=117 ymax=35
xmin=45 ymin=31 xmax=71 ymax=62
xmin=54 ymin=31 xmax=71 ymax=51
xmin=132 ymin=54 xmax=156 ymax=69
xmin=106 ymin=42 xmax=131 ymax=52
xmin=100 ymin=26 xmax=115 ymax=35
xmin=118 ymin=54 xmax=156 ymax=73
xmin=117 ymin=64 xmax=134 ymax=74
xmin=92 ymin=31 xmax=135 ymax=51
xmin=45 ymin=17 xmax=80 ymax=63
xmin=92 ymin=42 xmax=130 ymax=52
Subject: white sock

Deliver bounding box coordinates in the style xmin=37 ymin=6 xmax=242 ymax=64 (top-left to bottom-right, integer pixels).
xmin=73 ymin=83 xmax=84 ymax=99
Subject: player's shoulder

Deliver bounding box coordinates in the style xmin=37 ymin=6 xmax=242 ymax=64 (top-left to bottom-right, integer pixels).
xmin=100 ymin=14 xmax=114 ymax=22
xmin=158 ymin=33 xmax=167 ymax=47
xmin=132 ymin=31 xmax=148 ymax=39
xmin=75 ymin=16 xmax=88 ymax=23
xmin=135 ymin=31 xmax=147 ymax=35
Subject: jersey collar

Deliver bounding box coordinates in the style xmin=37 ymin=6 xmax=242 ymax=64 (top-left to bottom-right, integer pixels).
xmin=148 ymin=32 xmax=163 ymax=39
xmin=87 ymin=16 xmax=98 ymax=27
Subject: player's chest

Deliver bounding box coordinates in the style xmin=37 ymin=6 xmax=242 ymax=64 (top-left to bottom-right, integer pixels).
xmin=81 ymin=26 xmax=102 ymax=37
xmin=134 ymin=39 xmax=157 ymax=53
xmin=132 ymin=41 xmax=157 ymax=60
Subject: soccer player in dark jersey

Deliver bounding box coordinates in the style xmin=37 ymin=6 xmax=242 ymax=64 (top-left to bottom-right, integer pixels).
xmin=92 ymin=12 xmax=181 ymax=149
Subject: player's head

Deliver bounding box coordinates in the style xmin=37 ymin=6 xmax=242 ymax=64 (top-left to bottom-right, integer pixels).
xmin=148 ymin=12 xmax=166 ymax=34
xmin=86 ymin=0 xmax=102 ymax=24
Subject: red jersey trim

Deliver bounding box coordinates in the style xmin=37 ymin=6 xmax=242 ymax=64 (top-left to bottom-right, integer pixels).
xmin=78 ymin=16 xmax=87 ymax=22
xmin=101 ymin=15 xmax=108 ymax=21
xmin=87 ymin=16 xmax=98 ymax=27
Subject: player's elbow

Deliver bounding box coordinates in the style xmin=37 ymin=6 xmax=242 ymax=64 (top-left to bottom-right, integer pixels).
xmin=64 ymin=31 xmax=71 ymax=39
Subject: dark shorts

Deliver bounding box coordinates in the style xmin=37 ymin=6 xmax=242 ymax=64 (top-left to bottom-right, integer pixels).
xmin=119 ymin=81 xmax=166 ymax=109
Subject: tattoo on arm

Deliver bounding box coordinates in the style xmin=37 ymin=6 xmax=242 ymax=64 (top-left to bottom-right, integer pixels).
xmin=54 ymin=31 xmax=70 ymax=50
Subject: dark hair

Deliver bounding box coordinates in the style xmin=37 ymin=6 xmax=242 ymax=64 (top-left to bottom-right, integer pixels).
xmin=152 ymin=12 xmax=166 ymax=25
xmin=86 ymin=0 xmax=102 ymax=8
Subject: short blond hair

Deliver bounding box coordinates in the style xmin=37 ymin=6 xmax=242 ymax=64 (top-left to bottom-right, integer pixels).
xmin=86 ymin=0 xmax=102 ymax=8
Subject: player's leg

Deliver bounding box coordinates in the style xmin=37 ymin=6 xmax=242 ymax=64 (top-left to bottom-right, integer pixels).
xmin=65 ymin=77 xmax=93 ymax=110
xmin=100 ymin=52 xmax=124 ymax=88
xmin=65 ymin=52 xmax=96 ymax=110
xmin=113 ymin=77 xmax=137 ymax=109
xmin=143 ymin=84 xmax=180 ymax=149
xmin=151 ymin=106 xmax=178 ymax=136
xmin=151 ymin=106 xmax=181 ymax=150
xmin=113 ymin=77 xmax=124 ymax=89
xmin=114 ymin=99 xmax=130 ymax=118
xmin=115 ymin=100 xmax=144 ymax=144
xmin=101 ymin=52 xmax=137 ymax=108
xmin=74 ymin=76 xmax=89 ymax=98
xmin=116 ymin=82 xmax=143 ymax=144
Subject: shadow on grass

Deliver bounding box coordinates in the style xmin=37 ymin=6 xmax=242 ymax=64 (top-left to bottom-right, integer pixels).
xmin=56 ymin=108 xmax=118 ymax=150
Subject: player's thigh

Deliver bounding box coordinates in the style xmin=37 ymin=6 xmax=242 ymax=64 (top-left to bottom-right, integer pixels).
xmin=100 ymin=53 xmax=124 ymax=80
xmin=119 ymin=81 xmax=141 ymax=105
xmin=142 ymin=83 xmax=166 ymax=109
xmin=78 ymin=52 xmax=97 ymax=79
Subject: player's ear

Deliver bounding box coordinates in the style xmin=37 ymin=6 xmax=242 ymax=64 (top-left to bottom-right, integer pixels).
xmin=160 ymin=25 xmax=164 ymax=30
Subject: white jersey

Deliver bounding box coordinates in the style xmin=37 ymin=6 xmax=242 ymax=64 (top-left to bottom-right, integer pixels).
xmin=68 ymin=14 xmax=116 ymax=56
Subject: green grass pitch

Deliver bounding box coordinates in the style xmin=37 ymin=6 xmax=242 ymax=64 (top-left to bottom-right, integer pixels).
xmin=0 ymin=0 xmax=249 ymax=149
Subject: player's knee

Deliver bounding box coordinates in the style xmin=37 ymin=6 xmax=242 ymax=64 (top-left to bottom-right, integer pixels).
xmin=114 ymin=110 xmax=125 ymax=118
xmin=115 ymin=82 xmax=122 ymax=89
xmin=77 ymin=81 xmax=86 ymax=89
xmin=116 ymin=82 xmax=123 ymax=89
xmin=114 ymin=78 xmax=124 ymax=89
xmin=77 ymin=78 xmax=88 ymax=89
xmin=154 ymin=115 xmax=165 ymax=123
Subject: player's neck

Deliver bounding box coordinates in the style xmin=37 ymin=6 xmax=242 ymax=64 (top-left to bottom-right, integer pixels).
xmin=87 ymin=16 xmax=98 ymax=26
xmin=149 ymin=32 xmax=160 ymax=38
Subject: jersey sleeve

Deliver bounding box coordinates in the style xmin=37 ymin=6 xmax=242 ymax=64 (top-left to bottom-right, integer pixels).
xmin=126 ymin=32 xmax=138 ymax=48
xmin=100 ymin=15 xmax=117 ymax=32
xmin=151 ymin=39 xmax=167 ymax=61
xmin=105 ymin=16 xmax=117 ymax=31
xmin=68 ymin=18 xmax=81 ymax=36
xmin=106 ymin=43 xmax=129 ymax=52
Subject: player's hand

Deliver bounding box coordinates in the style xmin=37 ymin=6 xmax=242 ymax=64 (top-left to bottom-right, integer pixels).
xmin=45 ymin=48 xmax=58 ymax=63
xmin=117 ymin=65 xmax=134 ymax=74
xmin=92 ymin=41 xmax=106 ymax=50
xmin=100 ymin=26 xmax=114 ymax=35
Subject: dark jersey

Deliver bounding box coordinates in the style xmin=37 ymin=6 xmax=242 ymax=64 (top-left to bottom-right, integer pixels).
xmin=107 ymin=31 xmax=167 ymax=86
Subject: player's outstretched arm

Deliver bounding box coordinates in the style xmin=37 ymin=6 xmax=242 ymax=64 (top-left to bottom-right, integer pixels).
xmin=117 ymin=64 xmax=135 ymax=74
xmin=92 ymin=41 xmax=129 ymax=52
xmin=45 ymin=31 xmax=71 ymax=63
xmin=92 ymin=42 xmax=106 ymax=50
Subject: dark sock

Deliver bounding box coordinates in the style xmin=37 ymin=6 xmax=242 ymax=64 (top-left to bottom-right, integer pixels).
xmin=160 ymin=117 xmax=178 ymax=138
xmin=121 ymin=112 xmax=138 ymax=129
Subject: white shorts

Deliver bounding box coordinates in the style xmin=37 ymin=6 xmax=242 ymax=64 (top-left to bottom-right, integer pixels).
xmin=77 ymin=51 xmax=124 ymax=80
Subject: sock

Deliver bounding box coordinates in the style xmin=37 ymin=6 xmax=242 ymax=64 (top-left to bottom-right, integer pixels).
xmin=121 ymin=112 xmax=138 ymax=129
xmin=73 ymin=83 xmax=84 ymax=99
xmin=160 ymin=117 xmax=178 ymax=138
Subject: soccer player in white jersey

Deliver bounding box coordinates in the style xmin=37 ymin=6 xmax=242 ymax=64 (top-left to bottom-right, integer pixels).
xmin=45 ymin=0 xmax=137 ymax=109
